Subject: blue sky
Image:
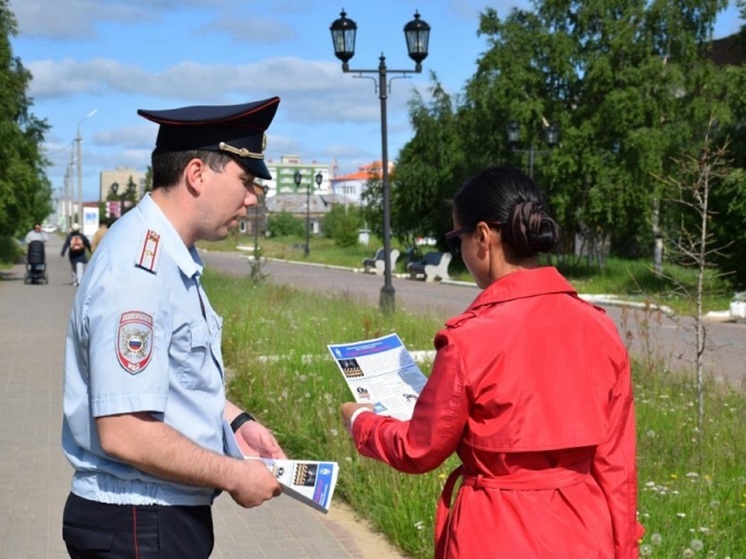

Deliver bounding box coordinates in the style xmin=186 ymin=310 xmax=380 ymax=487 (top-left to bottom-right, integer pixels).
xmin=8 ymin=0 xmax=744 ymax=203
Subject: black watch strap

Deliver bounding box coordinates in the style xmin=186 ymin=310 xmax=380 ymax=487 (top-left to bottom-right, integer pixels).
xmin=230 ymin=412 xmax=255 ymax=433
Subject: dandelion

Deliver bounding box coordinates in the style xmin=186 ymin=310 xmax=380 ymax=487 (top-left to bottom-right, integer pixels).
xmin=646 ymin=429 xmax=656 ymax=438
xmin=329 ymin=428 xmax=339 ymax=437
xmin=640 ymin=544 xmax=653 ymax=556
xmin=690 ymin=539 xmax=704 ymax=552
xmin=651 ymin=533 xmax=663 ymax=546
xmin=682 ymin=549 xmax=695 ymax=558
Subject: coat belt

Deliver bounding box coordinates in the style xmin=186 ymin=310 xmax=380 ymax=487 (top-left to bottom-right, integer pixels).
xmin=434 ymin=464 xmax=591 ymax=558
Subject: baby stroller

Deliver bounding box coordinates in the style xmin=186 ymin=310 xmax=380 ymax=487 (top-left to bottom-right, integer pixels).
xmin=24 ymin=240 xmax=48 ymax=284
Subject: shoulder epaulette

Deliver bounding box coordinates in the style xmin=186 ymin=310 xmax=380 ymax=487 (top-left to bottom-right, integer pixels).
xmin=135 ymin=229 xmax=161 ymax=273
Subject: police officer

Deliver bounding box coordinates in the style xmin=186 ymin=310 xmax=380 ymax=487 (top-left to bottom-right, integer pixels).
xmin=61 ymin=97 xmax=285 ymax=558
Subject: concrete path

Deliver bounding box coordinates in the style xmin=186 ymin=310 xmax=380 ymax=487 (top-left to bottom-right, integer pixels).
xmin=0 ymin=236 xmax=406 ymax=558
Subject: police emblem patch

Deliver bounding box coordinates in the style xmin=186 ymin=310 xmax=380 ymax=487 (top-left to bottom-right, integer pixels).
xmin=117 ymin=311 xmax=154 ymax=374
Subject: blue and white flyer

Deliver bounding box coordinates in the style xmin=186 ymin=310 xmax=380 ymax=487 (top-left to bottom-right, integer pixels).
xmin=261 ymin=458 xmax=339 ymax=514
xmin=327 ymin=333 xmax=428 ymax=420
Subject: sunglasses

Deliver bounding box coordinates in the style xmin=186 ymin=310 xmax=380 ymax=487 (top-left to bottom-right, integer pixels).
xmin=445 ymin=221 xmax=502 ymax=258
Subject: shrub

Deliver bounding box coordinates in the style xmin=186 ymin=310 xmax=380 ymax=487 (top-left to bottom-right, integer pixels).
xmin=0 ymin=236 xmax=23 ymax=265
xmin=267 ymin=211 xmax=305 ymax=237
xmin=323 ymin=204 xmax=362 ymax=247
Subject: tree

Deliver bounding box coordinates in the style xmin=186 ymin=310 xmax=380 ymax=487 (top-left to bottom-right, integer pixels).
xmin=654 ymin=119 xmax=730 ymax=431
xmin=395 ymin=0 xmax=735 ymax=272
xmin=0 ymin=0 xmax=51 ymax=237
xmin=393 ymin=77 xmax=465 ymax=249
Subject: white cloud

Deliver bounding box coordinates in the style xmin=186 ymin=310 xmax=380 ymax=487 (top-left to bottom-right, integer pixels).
xmin=24 ymin=55 xmax=418 ymax=125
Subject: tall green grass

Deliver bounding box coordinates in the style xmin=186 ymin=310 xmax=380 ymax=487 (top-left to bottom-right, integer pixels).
xmin=204 ymin=269 xmax=745 ymax=559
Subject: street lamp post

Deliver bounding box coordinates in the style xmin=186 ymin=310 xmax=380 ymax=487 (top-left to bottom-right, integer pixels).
xmin=75 ymin=109 xmax=97 ymax=225
xmin=506 ymin=121 xmax=559 ymax=179
xmin=294 ymin=170 xmax=310 ymax=257
xmin=110 ymin=181 xmax=123 ymax=218
xmin=329 ymin=9 xmax=431 ymax=313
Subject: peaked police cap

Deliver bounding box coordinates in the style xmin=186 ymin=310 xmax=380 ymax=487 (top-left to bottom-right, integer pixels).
xmin=137 ymin=97 xmax=280 ymax=181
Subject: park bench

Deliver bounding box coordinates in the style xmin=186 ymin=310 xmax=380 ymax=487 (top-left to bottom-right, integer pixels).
xmin=406 ymin=251 xmax=452 ymax=282
xmin=362 ymin=248 xmax=400 ymax=275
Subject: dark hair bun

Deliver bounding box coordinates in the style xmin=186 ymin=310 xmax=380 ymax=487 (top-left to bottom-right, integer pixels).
xmin=503 ymin=201 xmax=560 ymax=257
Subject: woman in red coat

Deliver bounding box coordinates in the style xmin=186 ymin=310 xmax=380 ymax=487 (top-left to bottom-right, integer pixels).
xmin=341 ymin=167 xmax=642 ymax=558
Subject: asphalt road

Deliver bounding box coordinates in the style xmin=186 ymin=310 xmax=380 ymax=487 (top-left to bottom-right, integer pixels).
xmin=201 ymin=250 xmax=746 ymax=391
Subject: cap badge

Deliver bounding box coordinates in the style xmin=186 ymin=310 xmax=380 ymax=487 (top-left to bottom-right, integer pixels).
xmin=218 ymin=133 xmax=266 ymax=160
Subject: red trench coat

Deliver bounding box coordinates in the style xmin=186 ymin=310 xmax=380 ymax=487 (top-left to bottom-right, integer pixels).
xmin=352 ymin=267 xmax=642 ymax=558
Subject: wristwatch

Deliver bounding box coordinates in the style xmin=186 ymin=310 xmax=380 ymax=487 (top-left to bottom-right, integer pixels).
xmin=230 ymin=411 xmax=255 ymax=433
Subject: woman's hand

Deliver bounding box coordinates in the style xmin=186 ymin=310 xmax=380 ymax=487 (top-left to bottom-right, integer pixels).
xmin=340 ymin=402 xmax=375 ymax=434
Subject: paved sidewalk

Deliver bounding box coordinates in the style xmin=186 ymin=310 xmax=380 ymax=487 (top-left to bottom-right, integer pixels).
xmin=0 ymin=236 xmax=405 ymax=558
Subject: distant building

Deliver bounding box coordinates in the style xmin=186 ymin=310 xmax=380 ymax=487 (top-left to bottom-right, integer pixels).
xmin=262 ymin=155 xmax=331 ymax=198
xmin=99 ymin=167 xmax=147 ymax=202
xmin=704 ymin=32 xmax=746 ymax=67
xmin=330 ymin=161 xmax=394 ymax=206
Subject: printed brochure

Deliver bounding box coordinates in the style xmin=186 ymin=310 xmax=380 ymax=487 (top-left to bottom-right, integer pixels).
xmin=327 ymin=333 xmax=428 ymax=421
xmin=258 ymin=457 xmax=339 ymax=514
xmin=224 ymin=423 xmax=339 ymax=514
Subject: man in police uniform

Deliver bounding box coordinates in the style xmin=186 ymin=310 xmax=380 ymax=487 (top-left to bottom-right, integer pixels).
xmin=62 ymin=97 xmax=285 ymax=558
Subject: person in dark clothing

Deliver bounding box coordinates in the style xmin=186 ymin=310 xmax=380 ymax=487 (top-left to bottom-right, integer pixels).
xmin=60 ymin=223 xmax=91 ymax=286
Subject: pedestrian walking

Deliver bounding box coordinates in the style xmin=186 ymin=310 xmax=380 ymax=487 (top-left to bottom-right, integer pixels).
xmin=60 ymin=223 xmax=91 ymax=286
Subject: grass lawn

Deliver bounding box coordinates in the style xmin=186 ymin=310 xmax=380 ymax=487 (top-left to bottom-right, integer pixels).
xmin=205 ymin=270 xmax=746 ymax=559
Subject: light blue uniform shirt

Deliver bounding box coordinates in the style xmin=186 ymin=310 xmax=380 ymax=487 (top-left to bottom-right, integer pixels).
xmin=62 ymin=194 xmax=230 ymax=506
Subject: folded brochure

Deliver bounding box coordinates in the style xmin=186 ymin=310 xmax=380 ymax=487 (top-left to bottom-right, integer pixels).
xmin=257 ymin=457 xmax=339 ymax=514
xmin=224 ymin=422 xmax=339 ymax=514
xmin=327 ymin=333 xmax=428 ymax=421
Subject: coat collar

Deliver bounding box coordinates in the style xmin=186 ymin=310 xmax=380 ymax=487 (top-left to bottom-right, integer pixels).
xmin=444 ymin=268 xmax=577 ymax=329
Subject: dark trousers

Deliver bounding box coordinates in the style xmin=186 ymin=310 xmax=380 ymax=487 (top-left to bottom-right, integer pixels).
xmin=63 ymin=493 xmax=214 ymax=558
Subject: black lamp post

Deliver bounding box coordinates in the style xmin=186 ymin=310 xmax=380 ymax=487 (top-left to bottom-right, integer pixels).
xmin=506 ymin=121 xmax=559 ymax=179
xmin=294 ymin=170 xmax=314 ymax=257
xmin=110 ymin=181 xmax=122 ymax=218
xmin=330 ymin=9 xmax=431 ymax=314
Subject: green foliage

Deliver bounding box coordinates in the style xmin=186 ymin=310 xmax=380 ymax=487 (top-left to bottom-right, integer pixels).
xmin=266 ymin=211 xmax=305 ymax=237
xmin=0 ymin=235 xmax=22 ymax=265
xmin=393 ymin=0 xmax=744 ymax=280
xmin=393 ymin=80 xmax=465 ymax=250
xmin=710 ymin=168 xmax=746 ymax=287
xmin=322 ymin=204 xmax=362 ymax=247
xmin=0 ymin=0 xmax=52 ymax=237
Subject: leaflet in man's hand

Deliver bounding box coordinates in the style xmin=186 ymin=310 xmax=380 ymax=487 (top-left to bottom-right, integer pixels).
xmin=225 ymin=424 xmax=339 ymax=514
xmin=327 ymin=333 xmax=427 ymax=420
xmin=259 ymin=457 xmax=339 ymax=514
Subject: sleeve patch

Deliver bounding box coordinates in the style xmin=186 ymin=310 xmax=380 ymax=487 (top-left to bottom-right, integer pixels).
xmin=117 ymin=311 xmax=154 ymax=375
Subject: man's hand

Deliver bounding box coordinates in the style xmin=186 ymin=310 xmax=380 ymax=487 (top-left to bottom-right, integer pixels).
xmin=234 ymin=420 xmax=286 ymax=459
xmin=227 ymin=458 xmax=282 ymax=508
